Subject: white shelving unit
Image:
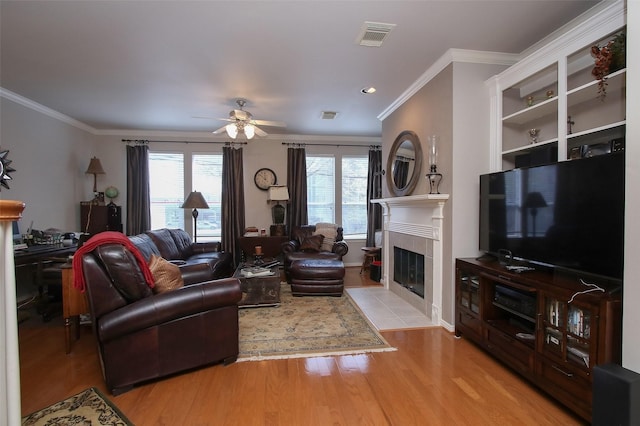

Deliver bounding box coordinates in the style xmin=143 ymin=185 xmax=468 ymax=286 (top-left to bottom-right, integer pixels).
xmin=487 ymin=1 xmax=626 ymax=171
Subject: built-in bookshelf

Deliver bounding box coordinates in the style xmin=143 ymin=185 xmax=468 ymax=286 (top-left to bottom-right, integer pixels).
xmin=487 ymin=2 xmax=626 ymax=171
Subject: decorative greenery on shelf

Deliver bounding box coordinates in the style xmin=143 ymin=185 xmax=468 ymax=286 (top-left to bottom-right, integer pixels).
xmin=591 ymin=32 xmax=626 ymax=100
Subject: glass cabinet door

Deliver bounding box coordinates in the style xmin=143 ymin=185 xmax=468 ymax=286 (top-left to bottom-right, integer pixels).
xmin=542 ymin=295 xmax=565 ymax=357
xmin=540 ymin=294 xmax=595 ymax=369
xmin=566 ymin=305 xmax=592 ymax=368
xmin=459 ymin=272 xmax=480 ymax=314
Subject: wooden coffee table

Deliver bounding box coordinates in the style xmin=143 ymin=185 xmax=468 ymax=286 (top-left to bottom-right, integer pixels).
xmin=233 ymin=264 xmax=282 ymax=308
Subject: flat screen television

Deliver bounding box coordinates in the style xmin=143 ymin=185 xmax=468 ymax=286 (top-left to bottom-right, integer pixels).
xmin=479 ymin=152 xmax=624 ymax=282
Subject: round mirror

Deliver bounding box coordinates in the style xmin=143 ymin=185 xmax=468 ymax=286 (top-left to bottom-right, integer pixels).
xmin=386 ymin=130 xmax=423 ymax=196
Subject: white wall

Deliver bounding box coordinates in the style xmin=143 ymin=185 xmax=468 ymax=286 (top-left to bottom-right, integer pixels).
xmin=623 ymin=0 xmax=640 ymax=373
xmin=0 ymin=98 xmax=95 ymax=233
xmin=449 ymin=61 xmax=509 ymax=321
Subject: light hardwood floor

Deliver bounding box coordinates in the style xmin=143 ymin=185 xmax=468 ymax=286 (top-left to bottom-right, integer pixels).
xmin=18 ymin=267 xmax=586 ymax=425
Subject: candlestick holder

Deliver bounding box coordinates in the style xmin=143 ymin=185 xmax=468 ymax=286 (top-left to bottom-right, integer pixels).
xmin=253 ymin=253 xmax=264 ymax=266
xmin=426 ymin=164 xmax=443 ymax=194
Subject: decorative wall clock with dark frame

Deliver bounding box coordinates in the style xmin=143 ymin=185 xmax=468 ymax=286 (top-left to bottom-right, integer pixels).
xmin=254 ymin=168 xmax=277 ymax=190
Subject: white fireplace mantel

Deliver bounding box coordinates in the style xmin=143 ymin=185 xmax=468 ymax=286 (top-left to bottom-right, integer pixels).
xmin=373 ymin=193 xmax=449 ymax=208
xmin=371 ymin=194 xmax=449 ymax=325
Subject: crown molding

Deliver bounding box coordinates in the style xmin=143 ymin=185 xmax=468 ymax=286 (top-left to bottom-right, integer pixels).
xmin=377 ymin=49 xmax=519 ymax=122
xmin=1 ymin=87 xmax=97 ymax=134
xmin=1 ymin=88 xmax=380 ymax=143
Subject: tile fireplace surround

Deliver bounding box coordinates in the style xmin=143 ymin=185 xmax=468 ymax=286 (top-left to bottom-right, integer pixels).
xmin=372 ymin=194 xmax=449 ymax=326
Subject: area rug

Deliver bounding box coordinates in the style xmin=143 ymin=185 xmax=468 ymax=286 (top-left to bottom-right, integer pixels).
xmin=22 ymin=387 xmax=133 ymax=426
xmin=238 ymin=283 xmax=396 ymax=361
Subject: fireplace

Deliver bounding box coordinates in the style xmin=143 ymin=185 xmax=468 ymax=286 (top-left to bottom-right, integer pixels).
xmin=372 ymin=194 xmax=449 ymax=324
xmin=393 ymin=247 xmax=425 ymax=297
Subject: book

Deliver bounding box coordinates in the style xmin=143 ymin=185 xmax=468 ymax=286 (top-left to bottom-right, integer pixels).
xmin=240 ymin=266 xmax=274 ymax=278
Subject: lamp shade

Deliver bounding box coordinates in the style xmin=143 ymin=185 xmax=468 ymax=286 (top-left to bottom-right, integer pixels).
xmin=225 ymin=123 xmax=238 ymax=139
xmin=244 ymin=124 xmax=255 ymax=139
xmin=268 ymin=185 xmax=289 ymax=201
xmin=181 ymin=191 xmax=210 ymax=209
xmin=524 ymin=192 xmax=547 ymax=209
xmin=85 ymin=157 xmax=105 ymax=175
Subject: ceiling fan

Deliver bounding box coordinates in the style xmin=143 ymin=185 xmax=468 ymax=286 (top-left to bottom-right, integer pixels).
xmin=211 ymin=99 xmax=286 ymax=139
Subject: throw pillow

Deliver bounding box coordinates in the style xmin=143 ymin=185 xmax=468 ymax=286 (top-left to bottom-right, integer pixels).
xmin=314 ymin=223 xmax=337 ymax=252
xmin=300 ymin=234 xmax=324 ymax=252
xmin=149 ymin=254 xmax=184 ymax=294
xmin=293 ymin=227 xmax=312 ymax=245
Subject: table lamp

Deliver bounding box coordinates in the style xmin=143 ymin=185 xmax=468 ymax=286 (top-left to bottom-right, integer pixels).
xmin=181 ymin=191 xmax=209 ymax=242
xmin=268 ymin=185 xmax=289 ymax=226
xmin=85 ymin=157 xmax=105 ymax=200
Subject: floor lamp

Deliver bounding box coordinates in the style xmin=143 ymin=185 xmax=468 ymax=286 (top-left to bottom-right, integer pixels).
xmin=181 ymin=191 xmax=209 ymax=243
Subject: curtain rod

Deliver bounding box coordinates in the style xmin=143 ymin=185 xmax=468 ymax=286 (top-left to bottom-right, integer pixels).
xmin=281 ymin=142 xmax=381 ymax=149
xmin=122 ymin=139 xmax=247 ymax=145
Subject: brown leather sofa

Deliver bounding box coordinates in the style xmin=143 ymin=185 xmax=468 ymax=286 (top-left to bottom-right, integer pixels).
xmin=129 ymin=228 xmax=234 ymax=279
xmin=281 ymin=224 xmax=349 ymax=281
xmin=80 ymin=242 xmax=242 ymax=395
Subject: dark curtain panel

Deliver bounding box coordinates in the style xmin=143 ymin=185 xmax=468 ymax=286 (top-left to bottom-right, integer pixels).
xmin=126 ymin=144 xmax=151 ymax=235
xmin=221 ymin=145 xmax=245 ymax=266
xmin=366 ymin=148 xmax=383 ymax=247
xmin=286 ymin=147 xmax=307 ymax=235
xmin=393 ymin=158 xmax=410 ymax=189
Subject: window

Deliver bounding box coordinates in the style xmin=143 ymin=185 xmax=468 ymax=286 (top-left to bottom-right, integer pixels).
xmin=306 ymin=154 xmax=368 ymax=236
xmin=192 ymin=154 xmax=223 ymax=238
xmin=149 ymin=152 xmax=223 ymax=239
xmin=149 ymin=152 xmax=184 ymax=230
xmin=307 ymin=156 xmax=335 ymax=224
xmin=341 ymin=156 xmax=368 ymax=235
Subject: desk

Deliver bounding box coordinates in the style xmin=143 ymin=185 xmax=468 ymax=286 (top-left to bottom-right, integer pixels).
xmin=61 ymin=264 xmax=89 ymax=354
xmin=14 ymin=244 xmax=77 ymax=294
xmin=14 ymin=244 xmax=76 ymax=267
xmin=238 ymin=236 xmax=289 ymax=262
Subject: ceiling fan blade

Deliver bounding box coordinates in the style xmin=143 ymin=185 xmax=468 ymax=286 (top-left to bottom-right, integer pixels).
xmin=193 ymin=116 xmax=236 ymax=123
xmin=254 ymin=126 xmax=268 ymax=137
xmin=212 ymin=125 xmax=228 ymax=134
xmin=251 ymin=119 xmax=286 ymax=128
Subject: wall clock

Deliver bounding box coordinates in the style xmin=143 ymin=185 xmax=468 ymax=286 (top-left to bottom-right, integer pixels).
xmin=254 ymin=168 xmax=277 ymax=190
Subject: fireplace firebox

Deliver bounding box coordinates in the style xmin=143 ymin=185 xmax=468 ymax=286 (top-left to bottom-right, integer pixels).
xmin=393 ymin=246 xmax=425 ymax=298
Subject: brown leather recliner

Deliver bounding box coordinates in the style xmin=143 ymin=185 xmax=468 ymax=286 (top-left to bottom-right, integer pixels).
xmin=80 ymin=242 xmax=242 ymax=395
xmin=281 ymin=224 xmax=349 ymax=281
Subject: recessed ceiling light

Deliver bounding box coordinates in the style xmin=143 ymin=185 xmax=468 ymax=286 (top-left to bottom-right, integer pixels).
xmin=361 ymin=87 xmax=376 ymax=94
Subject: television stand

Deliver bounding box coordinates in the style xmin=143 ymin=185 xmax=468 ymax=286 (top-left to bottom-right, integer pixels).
xmin=455 ymin=257 xmax=622 ymax=422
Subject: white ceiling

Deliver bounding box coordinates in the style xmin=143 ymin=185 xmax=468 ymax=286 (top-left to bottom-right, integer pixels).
xmin=0 ymin=1 xmax=600 ymax=138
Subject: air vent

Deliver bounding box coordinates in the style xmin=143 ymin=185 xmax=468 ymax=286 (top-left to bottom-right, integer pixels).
xmin=321 ymin=111 xmax=338 ymax=120
xmin=356 ymin=21 xmax=396 ymax=47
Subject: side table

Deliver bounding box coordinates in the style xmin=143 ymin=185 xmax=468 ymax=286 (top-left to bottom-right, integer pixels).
xmin=61 ymin=264 xmax=89 ymax=354
xmin=238 ymin=236 xmax=289 ymax=263
xmin=360 ymin=247 xmax=381 ymax=274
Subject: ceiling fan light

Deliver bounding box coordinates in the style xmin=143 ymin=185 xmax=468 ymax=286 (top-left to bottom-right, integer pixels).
xmin=226 ymin=123 xmax=238 ymax=139
xmin=244 ymin=124 xmax=255 ymax=139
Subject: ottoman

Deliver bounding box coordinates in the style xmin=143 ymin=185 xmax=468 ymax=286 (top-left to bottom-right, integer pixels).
xmin=289 ymin=259 xmax=345 ymax=296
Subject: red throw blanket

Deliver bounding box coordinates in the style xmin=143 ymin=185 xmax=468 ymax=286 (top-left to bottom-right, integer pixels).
xmin=72 ymin=231 xmax=155 ymax=292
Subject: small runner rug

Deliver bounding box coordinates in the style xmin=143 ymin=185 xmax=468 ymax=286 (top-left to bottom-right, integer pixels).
xmin=22 ymin=387 xmax=133 ymax=426
xmin=238 ymin=283 xmax=396 ymax=361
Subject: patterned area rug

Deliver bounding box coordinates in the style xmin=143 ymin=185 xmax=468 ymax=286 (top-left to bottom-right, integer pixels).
xmin=22 ymin=387 xmax=133 ymax=426
xmin=238 ymin=283 xmax=396 ymax=361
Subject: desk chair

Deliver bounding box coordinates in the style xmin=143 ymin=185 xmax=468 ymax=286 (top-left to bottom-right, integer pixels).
xmin=36 ymin=257 xmax=68 ymax=322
